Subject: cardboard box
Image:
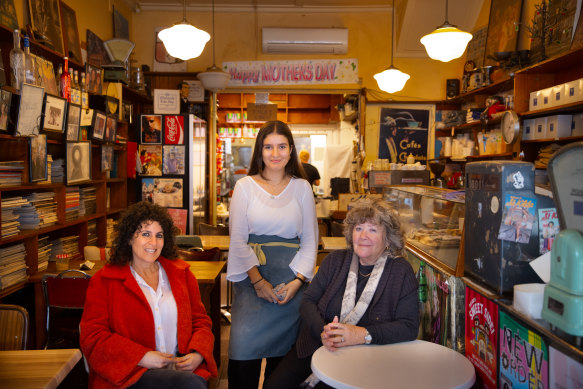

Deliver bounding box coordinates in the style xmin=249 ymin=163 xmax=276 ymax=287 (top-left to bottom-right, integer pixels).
xmin=564 ymin=78 xmax=583 ymax=104
xmin=522 ymin=118 xmax=535 ymax=140
xmin=540 ymin=87 xmax=553 ymax=109
xmin=529 ymin=90 xmax=541 ymax=111
xmin=534 ymin=117 xmax=548 ymax=139
xmin=572 ymin=113 xmax=583 ymax=136
xmin=546 ymin=114 xmax=572 ymax=139
xmin=552 ymin=85 xmax=565 ymax=106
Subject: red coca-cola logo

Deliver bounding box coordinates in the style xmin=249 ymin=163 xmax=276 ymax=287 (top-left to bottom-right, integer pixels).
xmin=166 ymin=117 xmax=178 ymax=142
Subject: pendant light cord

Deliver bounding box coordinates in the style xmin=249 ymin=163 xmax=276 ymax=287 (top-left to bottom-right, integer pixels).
xmin=444 ymin=0 xmax=449 ymax=25
xmin=212 ymin=0 xmax=216 ymax=66
xmin=390 ymin=0 xmax=394 ymax=67
xmin=182 ymin=0 xmax=187 ymax=22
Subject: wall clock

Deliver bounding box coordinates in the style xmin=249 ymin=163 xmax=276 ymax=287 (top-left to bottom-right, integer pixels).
xmin=501 ymin=110 xmax=520 ymax=144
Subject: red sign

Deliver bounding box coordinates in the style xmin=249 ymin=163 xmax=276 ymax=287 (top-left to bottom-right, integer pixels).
xmin=164 ymin=115 xmax=184 ymax=144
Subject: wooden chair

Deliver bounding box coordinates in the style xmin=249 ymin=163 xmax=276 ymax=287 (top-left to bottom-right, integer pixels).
xmin=177 ymin=247 xmax=221 ymax=262
xmin=42 ymin=270 xmax=91 ymax=349
xmin=175 ymin=235 xmax=203 ymax=251
xmin=0 ymin=304 xmax=29 ymax=350
xmin=331 ymin=221 xmax=345 ymax=237
xmin=198 ymin=223 xmax=229 ymax=236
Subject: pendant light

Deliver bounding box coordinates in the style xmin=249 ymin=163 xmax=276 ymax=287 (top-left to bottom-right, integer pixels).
xmin=420 ymin=0 xmax=472 ymax=62
xmin=373 ymin=0 xmax=410 ymax=94
xmin=159 ymin=0 xmax=210 ymax=61
xmin=198 ymin=0 xmax=230 ymax=92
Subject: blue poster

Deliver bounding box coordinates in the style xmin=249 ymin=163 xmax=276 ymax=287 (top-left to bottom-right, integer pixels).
xmin=378 ymin=108 xmax=429 ymax=164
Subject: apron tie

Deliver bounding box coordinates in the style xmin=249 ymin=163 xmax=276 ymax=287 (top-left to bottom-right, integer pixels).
xmin=249 ymin=242 xmax=300 ymax=265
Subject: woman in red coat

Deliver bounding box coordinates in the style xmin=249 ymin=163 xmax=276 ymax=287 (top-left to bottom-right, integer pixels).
xmin=80 ymin=202 xmax=217 ymax=389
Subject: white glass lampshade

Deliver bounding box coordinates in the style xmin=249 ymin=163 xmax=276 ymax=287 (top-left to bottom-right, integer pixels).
xmin=159 ymin=23 xmax=210 ymax=61
xmin=198 ymin=65 xmax=230 ymax=92
xmin=420 ymin=25 xmax=472 ymax=62
xmin=374 ymin=66 xmax=410 ymax=94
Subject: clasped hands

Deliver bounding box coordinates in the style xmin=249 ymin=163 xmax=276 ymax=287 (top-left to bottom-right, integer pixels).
xmin=254 ymin=278 xmax=302 ymax=305
xmin=320 ymin=316 xmax=367 ymax=352
xmin=138 ymin=350 xmax=203 ymax=371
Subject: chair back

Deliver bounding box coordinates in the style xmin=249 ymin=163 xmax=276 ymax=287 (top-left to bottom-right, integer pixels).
xmin=0 ymin=304 xmax=29 ymax=350
xmin=177 ymin=247 xmax=221 ymax=261
xmin=175 ymin=235 xmax=203 ymax=250
xmin=198 ymin=223 xmax=229 ymax=236
xmin=331 ymin=221 xmax=345 ymax=237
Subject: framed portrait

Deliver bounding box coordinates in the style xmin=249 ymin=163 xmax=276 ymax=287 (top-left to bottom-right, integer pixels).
xmin=153 ymin=89 xmax=180 ymax=115
xmin=42 ymin=94 xmax=66 ymax=132
xmin=105 ymin=115 xmax=117 ymax=142
xmin=91 ymin=110 xmax=107 ymax=141
xmin=1 ymin=0 xmax=19 ymax=30
xmin=0 ymin=89 xmax=12 ymax=131
xmin=29 ymin=133 xmax=47 ymax=182
xmin=85 ymin=63 xmax=102 ymax=94
xmin=484 ymin=0 xmax=523 ymax=66
xmin=66 ymin=141 xmax=91 ymax=184
xmin=28 ymin=0 xmax=64 ymax=55
xmin=58 ymin=1 xmax=82 ymax=64
xmin=65 ymin=103 xmax=81 ymax=141
xmin=163 ymin=145 xmax=185 ymax=175
xmin=139 ymin=145 xmax=162 ymax=176
xmin=141 ymin=114 xmax=163 ymax=144
xmin=113 ymin=6 xmax=129 ymax=39
xmin=15 ymin=83 xmax=45 ymax=137
xmin=101 ymin=144 xmax=113 ymax=172
xmin=86 ymin=29 xmax=109 ymax=67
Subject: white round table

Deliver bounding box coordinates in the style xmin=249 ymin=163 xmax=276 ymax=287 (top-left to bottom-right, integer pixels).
xmin=311 ymin=340 xmax=476 ymax=389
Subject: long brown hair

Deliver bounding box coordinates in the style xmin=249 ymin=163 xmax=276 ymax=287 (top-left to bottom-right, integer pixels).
xmin=248 ymin=120 xmax=307 ymax=180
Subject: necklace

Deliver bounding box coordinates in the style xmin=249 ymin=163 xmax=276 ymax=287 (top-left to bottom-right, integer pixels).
xmin=359 ymin=270 xmax=372 ymax=277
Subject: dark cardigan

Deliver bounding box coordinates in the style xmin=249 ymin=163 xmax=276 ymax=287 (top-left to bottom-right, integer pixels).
xmin=296 ymin=249 xmax=419 ymax=358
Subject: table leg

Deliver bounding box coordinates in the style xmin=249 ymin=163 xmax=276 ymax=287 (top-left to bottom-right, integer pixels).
xmin=34 ymin=282 xmax=47 ymax=349
xmin=199 ymin=279 xmax=221 ymax=368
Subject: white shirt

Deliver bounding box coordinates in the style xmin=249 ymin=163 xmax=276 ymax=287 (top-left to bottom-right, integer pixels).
xmin=131 ymin=264 xmax=178 ymax=355
xmin=227 ymin=176 xmax=318 ymax=282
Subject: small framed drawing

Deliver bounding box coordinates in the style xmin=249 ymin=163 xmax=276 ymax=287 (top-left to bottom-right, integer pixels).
xmin=85 ymin=63 xmax=103 ymax=94
xmin=91 ymin=110 xmax=107 ymax=141
xmin=101 ymin=144 xmax=113 ymax=172
xmin=153 ymin=89 xmax=180 ymax=114
xmin=80 ymin=108 xmax=94 ymax=126
xmin=29 ymin=134 xmax=47 ymax=182
xmin=105 ymin=115 xmax=117 ymax=142
xmin=65 ymin=103 xmax=81 ymax=141
xmin=66 ymin=141 xmax=91 ymax=184
xmin=141 ymin=114 xmax=162 ymax=144
xmin=15 ymin=83 xmax=45 ymax=137
xmin=0 ymin=89 xmax=12 ymax=131
xmin=42 ymin=94 xmax=67 ymax=132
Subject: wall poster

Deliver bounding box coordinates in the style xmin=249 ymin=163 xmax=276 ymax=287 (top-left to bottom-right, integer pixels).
xmin=378 ymin=106 xmax=430 ymax=164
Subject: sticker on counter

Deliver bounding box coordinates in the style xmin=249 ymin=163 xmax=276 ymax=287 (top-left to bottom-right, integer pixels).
xmin=511 ymin=171 xmax=525 ymax=189
xmin=549 ymin=346 xmax=583 ymax=389
xmin=498 ymin=194 xmax=537 ymax=244
xmin=538 ymin=208 xmax=558 ymax=255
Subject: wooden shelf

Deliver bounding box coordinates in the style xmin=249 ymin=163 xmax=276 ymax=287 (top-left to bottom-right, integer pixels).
xmin=521 ymin=135 xmax=583 ymax=144
xmin=442 ymin=77 xmax=514 ymax=106
xmin=520 ymin=101 xmax=583 ymax=119
xmin=466 ymin=152 xmax=513 ymax=160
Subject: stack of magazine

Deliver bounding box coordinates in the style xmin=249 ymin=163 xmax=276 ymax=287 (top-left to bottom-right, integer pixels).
xmin=1 ymin=196 xmax=28 ymax=237
xmin=65 ymin=187 xmax=80 ymax=221
xmin=79 ymin=186 xmax=97 ymax=216
xmin=18 ymin=192 xmax=58 ymax=229
xmin=51 ymin=158 xmax=64 ymax=183
xmin=0 ymin=243 xmax=27 ymax=290
xmin=0 ymin=161 xmax=24 ymax=187
xmin=37 ymin=236 xmax=52 ymax=271
xmin=106 ymin=218 xmax=118 ymax=247
xmin=87 ymin=220 xmax=99 ymax=246
xmin=49 ymin=235 xmax=80 ymax=261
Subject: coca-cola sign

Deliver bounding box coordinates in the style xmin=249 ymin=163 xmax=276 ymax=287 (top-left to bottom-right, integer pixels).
xmin=164 ymin=115 xmax=184 ymax=144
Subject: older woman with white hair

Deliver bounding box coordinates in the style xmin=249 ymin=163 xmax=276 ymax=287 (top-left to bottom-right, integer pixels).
xmin=264 ymin=198 xmax=419 ymax=389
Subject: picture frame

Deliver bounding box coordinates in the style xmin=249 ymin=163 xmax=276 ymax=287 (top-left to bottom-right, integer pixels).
xmin=58 ymin=0 xmax=82 ymax=64
xmin=163 ymin=145 xmax=185 ymax=175
xmin=85 ymin=63 xmax=103 ymax=94
xmin=0 ymin=89 xmax=12 ymax=131
xmin=122 ymin=102 xmax=133 ymax=123
xmin=185 ymin=80 xmax=205 ymax=102
xmin=101 ymin=144 xmax=113 ymax=172
xmin=91 ymin=110 xmax=107 ymax=141
xmin=113 ymin=6 xmax=129 ymax=39
xmin=65 ymin=102 xmax=81 ymax=141
xmin=15 ymin=83 xmax=45 ymax=137
xmin=0 ymin=0 xmax=19 ymax=30
xmin=104 ymin=114 xmax=117 ymax=142
xmin=86 ymin=29 xmax=109 ymax=67
xmin=42 ymin=94 xmax=67 ymax=132
xmin=33 ymin=55 xmax=59 ymax=95
xmin=139 ymin=145 xmax=163 ymax=176
xmin=66 ymin=141 xmax=91 ymax=184
xmin=28 ymin=0 xmax=64 ymax=55
xmin=29 ymin=133 xmax=47 ymax=182
xmin=484 ymin=0 xmax=523 ymax=66
xmin=141 ymin=114 xmax=163 ymax=144
xmin=153 ymin=89 xmax=180 ymax=115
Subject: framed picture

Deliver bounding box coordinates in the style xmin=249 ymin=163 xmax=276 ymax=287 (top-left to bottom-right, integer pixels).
xmin=85 ymin=63 xmax=102 ymax=94
xmin=42 ymin=94 xmax=66 ymax=132
xmin=101 ymin=144 xmax=113 ymax=172
xmin=484 ymin=0 xmax=523 ymax=66
xmin=0 ymin=0 xmax=19 ymax=30
xmin=66 ymin=141 xmax=91 ymax=184
xmin=139 ymin=145 xmax=162 ymax=176
xmin=86 ymin=29 xmax=109 ymax=67
xmin=29 ymin=134 xmax=47 ymax=182
xmin=58 ymin=1 xmax=82 ymax=64
xmin=141 ymin=177 xmax=184 ymax=208
xmin=153 ymin=28 xmax=187 ymax=72
xmin=65 ymin=103 xmax=81 ymax=141
xmin=185 ymin=80 xmax=205 ymax=102
xmin=0 ymin=89 xmax=12 ymax=131
xmin=141 ymin=114 xmax=162 ymax=144
xmin=113 ymin=6 xmax=129 ymax=39
xmin=164 ymin=115 xmax=185 ymax=144
xmin=163 ymin=145 xmax=185 ymax=175
xmin=15 ymin=83 xmax=45 ymax=137
xmin=91 ymin=110 xmax=107 ymax=141
xmin=33 ymin=55 xmax=58 ymax=95
xmin=28 ymin=0 xmax=64 ymax=55
xmin=105 ymin=115 xmax=117 ymax=142
xmin=122 ymin=102 xmax=133 ymax=123
xmin=153 ymin=89 xmax=180 ymax=115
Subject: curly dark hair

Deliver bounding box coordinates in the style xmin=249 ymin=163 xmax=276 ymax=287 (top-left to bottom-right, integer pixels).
xmin=343 ymin=198 xmax=405 ymax=259
xmin=108 ymin=201 xmax=180 ymax=265
xmin=247 ymin=120 xmax=307 ymax=181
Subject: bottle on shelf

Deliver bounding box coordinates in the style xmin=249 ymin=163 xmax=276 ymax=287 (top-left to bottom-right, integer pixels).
xmin=9 ymin=29 xmax=25 ymax=91
xmin=23 ymin=35 xmax=36 ymax=85
xmin=56 ymin=64 xmax=63 ymax=96
xmin=60 ymin=57 xmax=71 ymax=101
xmin=417 ymin=261 xmax=428 ymax=303
xmin=80 ymin=72 xmax=89 ymax=109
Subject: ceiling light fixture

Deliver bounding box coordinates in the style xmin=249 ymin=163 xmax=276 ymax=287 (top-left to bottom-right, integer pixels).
xmin=158 ymin=0 xmax=210 ymax=61
xmin=373 ymin=0 xmax=410 ymax=94
xmin=420 ymin=0 xmax=472 ymax=62
xmin=198 ymin=0 xmax=230 ymax=92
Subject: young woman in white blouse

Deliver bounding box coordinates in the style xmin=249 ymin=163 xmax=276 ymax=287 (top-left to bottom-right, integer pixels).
xmin=227 ymin=120 xmax=318 ymax=388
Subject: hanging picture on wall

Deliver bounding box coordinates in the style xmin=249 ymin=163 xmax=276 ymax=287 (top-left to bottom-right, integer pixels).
xmin=15 ymin=83 xmax=45 ymax=137
xmin=91 ymin=110 xmax=107 ymax=141
xmin=65 ymin=102 xmax=81 ymax=141
xmin=0 ymin=89 xmax=12 ymax=131
xmin=164 ymin=115 xmax=185 ymax=144
xmin=142 ymin=177 xmax=184 ymax=208
xmin=153 ymin=28 xmax=187 ymax=72
xmin=101 ymin=145 xmax=113 ymax=172
xmin=484 ymin=0 xmax=523 ymax=66
xmin=28 ymin=0 xmax=64 ymax=55
xmin=29 ymin=134 xmax=47 ymax=182
xmin=141 ymin=114 xmax=163 ymax=144
xmin=85 ymin=63 xmax=103 ymax=94
xmin=66 ymin=141 xmax=91 ymax=184
xmin=33 ymin=55 xmax=59 ymax=95
xmin=105 ymin=115 xmax=117 ymax=142
xmin=113 ymin=6 xmax=129 ymax=39
xmin=139 ymin=144 xmax=163 ymax=176
xmin=58 ymin=0 xmax=82 ymax=63
xmin=167 ymin=208 xmax=188 ymax=234
xmin=378 ymin=106 xmax=430 ymax=164
xmin=42 ymin=94 xmax=66 ymax=132
xmin=86 ymin=29 xmax=109 ymax=67
xmin=0 ymin=0 xmax=19 ymax=30
xmin=163 ymin=145 xmax=185 ymax=175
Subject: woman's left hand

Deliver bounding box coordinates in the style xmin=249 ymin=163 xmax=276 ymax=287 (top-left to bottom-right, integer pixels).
xmin=278 ymin=278 xmax=304 ymax=305
xmin=321 ymin=316 xmax=368 ymax=351
xmin=174 ymin=352 xmax=203 ymax=371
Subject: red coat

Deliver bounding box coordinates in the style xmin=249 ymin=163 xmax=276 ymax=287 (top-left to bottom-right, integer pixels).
xmin=80 ymin=257 xmax=218 ymax=388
